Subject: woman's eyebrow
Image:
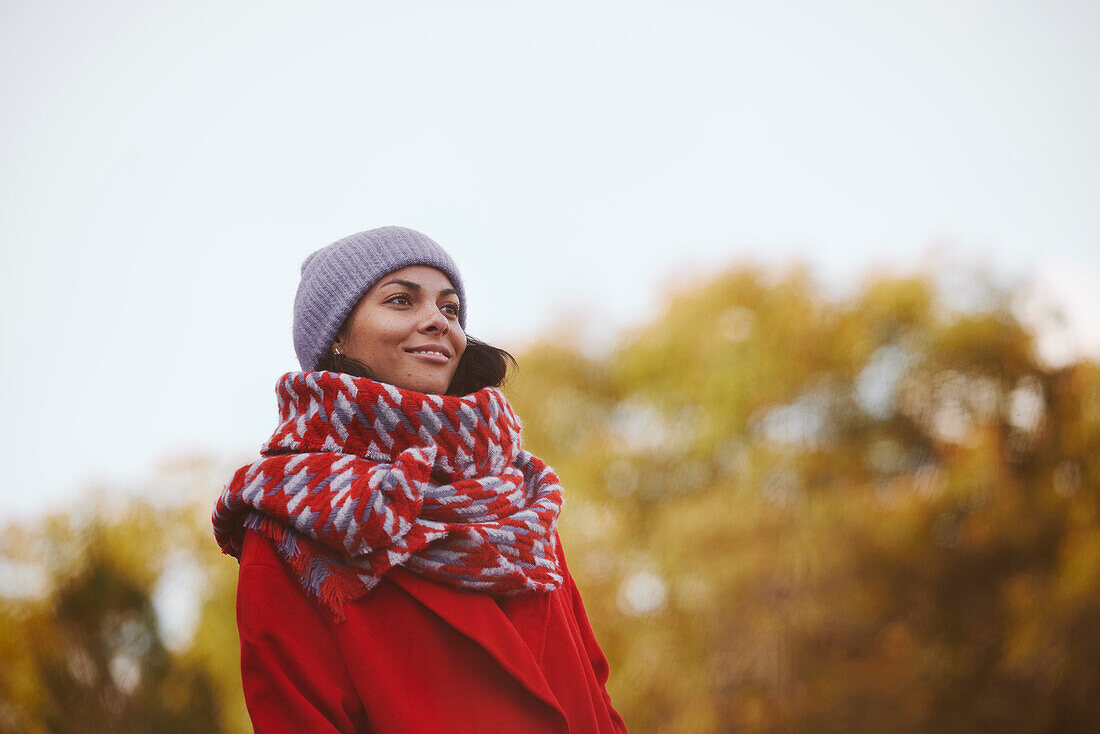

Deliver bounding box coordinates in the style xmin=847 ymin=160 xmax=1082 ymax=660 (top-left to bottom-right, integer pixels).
xmin=379 ymin=279 xmax=458 ymax=298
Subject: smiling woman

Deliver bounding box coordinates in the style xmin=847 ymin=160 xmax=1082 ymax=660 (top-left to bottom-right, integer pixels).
xmin=310 ymin=238 xmax=513 ymax=398
xmin=328 ymin=264 xmax=468 ymax=395
xmin=213 ymin=226 xmax=627 ymax=733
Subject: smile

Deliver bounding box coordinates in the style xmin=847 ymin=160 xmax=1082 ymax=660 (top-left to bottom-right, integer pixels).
xmin=406 ymin=348 xmax=451 ymax=364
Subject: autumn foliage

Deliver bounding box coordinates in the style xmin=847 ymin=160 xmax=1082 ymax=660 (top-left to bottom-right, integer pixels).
xmin=3 ymin=265 xmax=1099 ymax=733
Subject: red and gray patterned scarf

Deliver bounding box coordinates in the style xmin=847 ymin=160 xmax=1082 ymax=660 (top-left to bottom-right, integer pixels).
xmin=213 ymin=371 xmax=564 ymax=619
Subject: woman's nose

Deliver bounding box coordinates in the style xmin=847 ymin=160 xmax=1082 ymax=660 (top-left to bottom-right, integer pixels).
xmin=419 ymin=307 xmax=449 ymax=333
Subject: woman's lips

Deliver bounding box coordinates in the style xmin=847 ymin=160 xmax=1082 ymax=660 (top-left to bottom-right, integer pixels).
xmin=407 ymin=350 xmax=450 ymax=364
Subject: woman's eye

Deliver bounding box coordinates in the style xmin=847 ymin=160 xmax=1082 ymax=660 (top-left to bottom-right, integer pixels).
xmin=386 ymin=294 xmax=411 ymax=305
xmin=442 ymin=302 xmax=461 ymax=317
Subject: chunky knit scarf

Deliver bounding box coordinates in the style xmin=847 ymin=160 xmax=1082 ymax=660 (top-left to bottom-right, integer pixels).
xmin=213 ymin=371 xmax=564 ymax=619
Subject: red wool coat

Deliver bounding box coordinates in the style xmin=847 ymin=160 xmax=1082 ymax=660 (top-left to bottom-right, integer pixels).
xmin=237 ymin=528 xmax=628 ymax=733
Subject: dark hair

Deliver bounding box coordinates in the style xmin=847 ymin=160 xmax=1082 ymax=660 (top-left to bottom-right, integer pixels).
xmin=315 ymin=336 xmax=516 ymax=396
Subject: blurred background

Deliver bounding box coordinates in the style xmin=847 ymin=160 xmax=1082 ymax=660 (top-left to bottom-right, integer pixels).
xmin=2 ymin=1 xmax=1099 ymax=732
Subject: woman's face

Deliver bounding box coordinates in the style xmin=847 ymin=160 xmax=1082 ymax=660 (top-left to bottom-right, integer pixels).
xmin=333 ymin=265 xmax=467 ymax=394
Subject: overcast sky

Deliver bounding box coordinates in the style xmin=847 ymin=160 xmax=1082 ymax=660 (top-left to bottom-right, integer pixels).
xmin=2 ymin=0 xmax=1098 ymax=520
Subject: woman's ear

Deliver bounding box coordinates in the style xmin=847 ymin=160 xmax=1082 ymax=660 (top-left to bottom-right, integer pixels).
xmin=329 ymin=332 xmax=345 ymax=357
xmin=333 ymin=322 xmax=350 ymax=350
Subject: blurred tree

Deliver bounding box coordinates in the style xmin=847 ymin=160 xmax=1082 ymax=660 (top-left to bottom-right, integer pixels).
xmin=3 ymin=264 xmax=1098 ymax=733
xmin=0 ymin=484 xmax=247 ymax=734
xmin=507 ymin=266 xmax=1100 ymax=733
xmin=33 ymin=552 xmax=221 ymax=734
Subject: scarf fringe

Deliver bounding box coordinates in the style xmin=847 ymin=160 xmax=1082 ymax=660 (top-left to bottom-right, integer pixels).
xmin=243 ymin=511 xmax=367 ymax=622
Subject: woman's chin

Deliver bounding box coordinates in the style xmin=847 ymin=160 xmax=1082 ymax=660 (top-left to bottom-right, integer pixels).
xmin=391 ymin=374 xmax=451 ymax=395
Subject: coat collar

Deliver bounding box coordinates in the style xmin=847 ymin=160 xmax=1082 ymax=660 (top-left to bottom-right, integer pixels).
xmin=386 ymin=567 xmax=567 ymax=727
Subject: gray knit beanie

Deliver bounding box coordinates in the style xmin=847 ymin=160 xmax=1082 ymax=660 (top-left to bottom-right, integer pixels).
xmin=293 ymin=226 xmax=466 ymax=371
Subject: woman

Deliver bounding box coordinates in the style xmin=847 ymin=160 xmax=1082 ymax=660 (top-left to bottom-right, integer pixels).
xmin=213 ymin=226 xmax=627 ymax=733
